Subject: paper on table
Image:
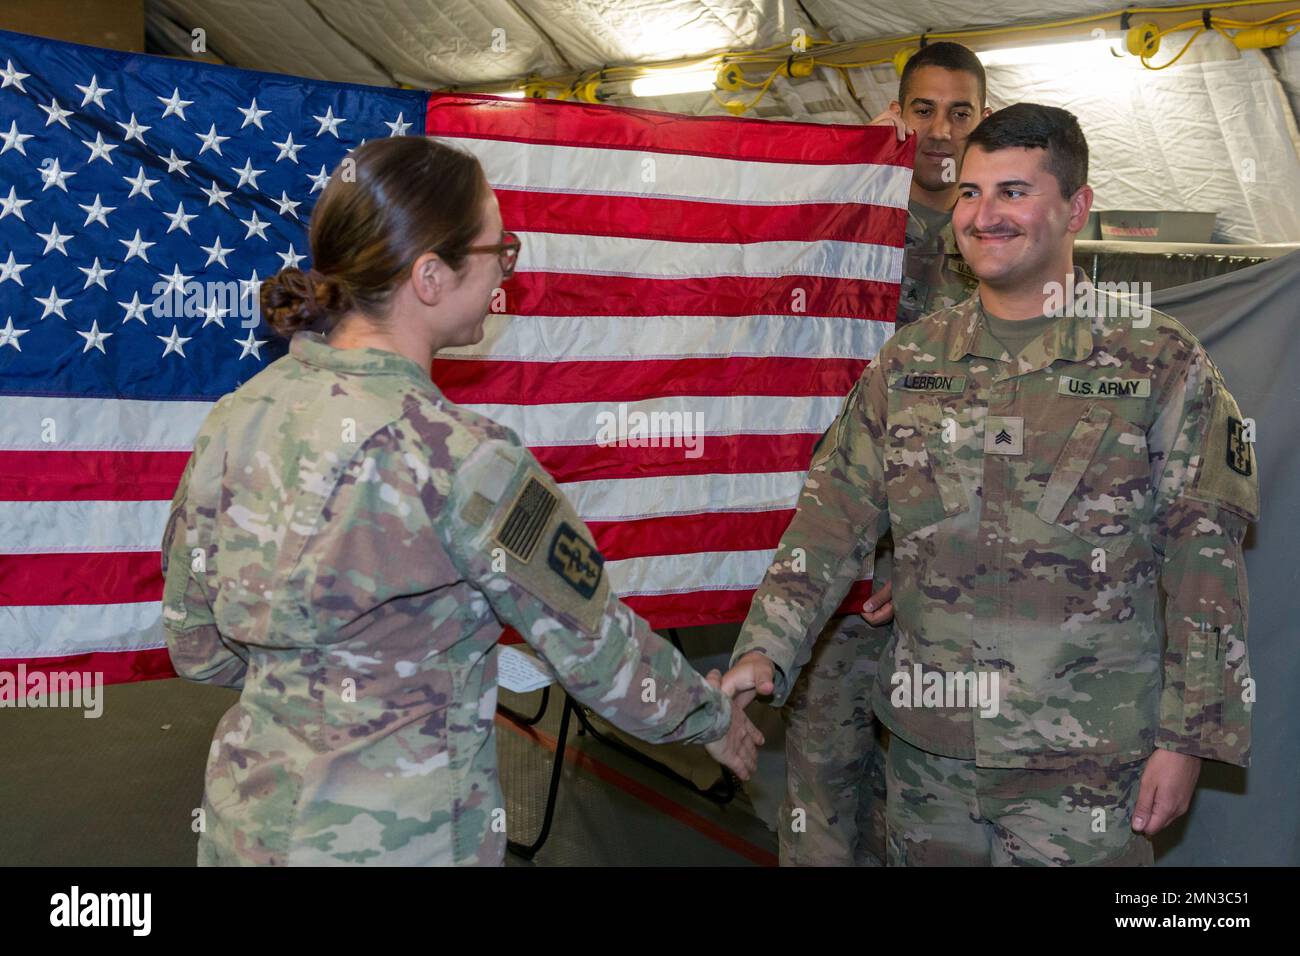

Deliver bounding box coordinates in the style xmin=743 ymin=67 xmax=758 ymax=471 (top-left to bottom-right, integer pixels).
xmin=497 ymin=645 xmax=555 ymax=694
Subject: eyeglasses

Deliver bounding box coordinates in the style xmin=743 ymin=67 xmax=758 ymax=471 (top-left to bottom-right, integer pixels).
xmin=465 ymin=230 xmax=521 ymax=279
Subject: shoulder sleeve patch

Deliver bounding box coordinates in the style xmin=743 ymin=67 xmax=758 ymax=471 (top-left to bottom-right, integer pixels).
xmin=1190 ymin=382 xmax=1260 ymax=522
xmin=495 ymin=476 xmax=559 ymax=562
xmin=446 ymin=440 xmax=611 ymax=634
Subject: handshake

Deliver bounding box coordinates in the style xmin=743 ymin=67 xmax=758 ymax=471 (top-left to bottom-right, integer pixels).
xmin=697 ymin=579 xmax=895 ymax=782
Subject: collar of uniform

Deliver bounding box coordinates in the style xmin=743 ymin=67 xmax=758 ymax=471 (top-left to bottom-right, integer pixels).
xmin=946 ymin=266 xmax=1096 ymax=369
xmin=289 ymin=330 xmax=440 ymax=391
xmin=906 ymin=202 xmax=954 ymax=242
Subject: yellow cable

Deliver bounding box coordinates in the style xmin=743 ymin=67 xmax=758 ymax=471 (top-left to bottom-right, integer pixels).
xmin=1143 ymin=26 xmax=1206 ymax=69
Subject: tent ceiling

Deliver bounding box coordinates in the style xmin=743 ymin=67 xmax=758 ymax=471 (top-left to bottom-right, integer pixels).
xmin=144 ymin=1 xmax=1300 ymax=243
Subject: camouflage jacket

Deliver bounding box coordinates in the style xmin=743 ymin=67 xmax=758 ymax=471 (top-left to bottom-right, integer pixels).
xmin=161 ymin=331 xmax=731 ymax=866
xmin=896 ymin=201 xmax=978 ymax=328
xmin=733 ymin=269 xmax=1258 ymax=769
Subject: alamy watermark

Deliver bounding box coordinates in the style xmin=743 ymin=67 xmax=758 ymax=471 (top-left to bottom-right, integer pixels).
xmin=0 ymin=665 xmax=104 ymax=718
xmin=890 ymin=664 xmax=1000 ymax=718
xmin=151 ymin=278 xmax=260 ymax=328
xmin=594 ymin=403 xmax=705 ymax=459
xmin=1043 ymin=275 xmax=1153 ymax=327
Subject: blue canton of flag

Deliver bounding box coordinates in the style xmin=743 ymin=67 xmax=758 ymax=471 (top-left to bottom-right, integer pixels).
xmin=0 ymin=27 xmax=426 ymax=400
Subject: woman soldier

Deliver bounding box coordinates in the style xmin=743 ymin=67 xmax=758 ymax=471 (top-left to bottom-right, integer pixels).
xmin=160 ymin=136 xmax=763 ymax=866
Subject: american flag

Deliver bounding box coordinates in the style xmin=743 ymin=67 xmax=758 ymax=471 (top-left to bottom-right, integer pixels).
xmin=0 ymin=27 xmax=911 ymax=689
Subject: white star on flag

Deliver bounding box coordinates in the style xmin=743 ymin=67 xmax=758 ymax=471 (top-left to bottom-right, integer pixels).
xmin=0 ymin=316 xmax=30 ymax=349
xmin=233 ymin=157 xmax=265 ymax=190
xmin=275 ymin=191 xmax=301 ymax=218
xmin=76 ymin=319 xmax=113 ymax=354
xmin=201 ymin=236 xmax=232 ymax=267
xmin=35 ymin=286 xmax=71 ymax=320
xmin=39 ymin=158 xmax=75 ymax=191
xmin=277 ymin=244 xmax=306 ymax=270
xmin=158 ymin=87 xmax=193 ymax=120
xmin=201 ymin=180 xmax=232 ymax=209
xmin=196 ymin=123 xmax=230 ymax=156
xmin=37 ymin=222 xmax=73 ymax=255
xmin=158 ymin=325 xmax=192 ymax=357
xmin=273 ymin=132 xmax=304 ymax=163
xmin=75 ymin=74 xmax=112 ymax=108
xmin=78 ymin=256 xmax=115 ymax=290
xmin=78 ymin=194 xmax=116 ymax=228
xmin=158 ymin=263 xmax=192 ymax=296
xmin=163 ymin=149 xmax=191 ymax=177
xmin=240 ymin=210 xmax=270 ymax=240
xmin=237 ymin=328 xmax=266 ymax=360
xmin=164 ymin=201 xmax=197 ymax=234
xmin=116 ymin=113 xmax=151 ymax=145
xmin=1 ymin=120 xmax=33 ymax=155
xmin=118 ymin=291 xmax=150 ymax=324
xmin=120 ymin=229 xmax=155 ymax=263
xmin=124 ymin=166 xmax=159 ymax=199
xmin=0 ymin=251 xmax=31 ymax=285
xmin=39 ymin=97 xmax=72 ymax=128
xmin=0 ymin=59 xmax=30 ymax=92
xmin=308 ymin=165 xmax=330 ymax=193
xmin=313 ymin=105 xmax=346 ymax=137
xmin=81 ymin=131 xmax=118 ymax=165
xmin=238 ymin=99 xmax=270 ymax=129
xmin=0 ymin=185 xmax=33 ymax=220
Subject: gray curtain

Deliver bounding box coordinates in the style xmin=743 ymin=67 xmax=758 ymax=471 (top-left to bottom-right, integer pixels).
xmin=1150 ymin=249 xmax=1300 ymax=865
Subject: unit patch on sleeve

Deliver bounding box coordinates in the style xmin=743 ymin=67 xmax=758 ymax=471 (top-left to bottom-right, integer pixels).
xmin=547 ymin=522 xmax=605 ymax=599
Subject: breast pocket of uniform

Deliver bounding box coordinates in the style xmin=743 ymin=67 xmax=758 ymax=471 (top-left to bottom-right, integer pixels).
xmin=1035 ymin=403 xmax=1151 ymax=557
xmin=884 ymin=399 xmax=969 ymax=535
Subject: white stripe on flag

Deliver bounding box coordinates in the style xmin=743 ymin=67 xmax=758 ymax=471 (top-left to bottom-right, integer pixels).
xmin=607 ymin=549 xmax=779 ymax=596
xmin=3 ymin=468 xmax=808 ymax=547
xmin=0 ymin=603 xmax=164 ymax=658
xmin=0 ymin=500 xmax=169 ymax=552
xmin=0 ymin=395 xmax=212 ymax=451
xmin=443 ymin=136 xmax=912 ymax=209
xmin=462 ymin=394 xmax=845 ymax=447
xmin=441 ymin=312 xmax=892 ymax=362
xmin=560 ymin=471 xmax=806 ymax=522
xmin=514 ymin=231 xmax=903 ymax=282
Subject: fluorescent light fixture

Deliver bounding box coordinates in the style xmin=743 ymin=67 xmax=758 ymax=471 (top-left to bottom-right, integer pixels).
xmin=976 ymin=36 xmax=1116 ymax=67
xmin=495 ymin=89 xmax=527 ymax=98
xmin=628 ymin=67 xmax=717 ymax=98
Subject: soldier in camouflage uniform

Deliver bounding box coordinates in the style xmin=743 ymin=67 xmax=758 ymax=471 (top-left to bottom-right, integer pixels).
xmin=728 ymin=104 xmax=1258 ymax=865
xmin=779 ymin=42 xmax=987 ymax=867
xmin=161 ymin=136 xmax=762 ymax=866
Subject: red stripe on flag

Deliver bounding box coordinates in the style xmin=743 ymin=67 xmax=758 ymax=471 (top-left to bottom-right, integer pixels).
xmin=588 ymin=509 xmax=795 ymax=560
xmin=496 ymin=189 xmax=908 ymax=247
xmin=426 ymin=92 xmax=917 ymax=167
xmin=624 ymin=580 xmax=875 ymax=630
xmin=501 ymin=273 xmax=898 ymax=321
xmin=530 ymin=433 xmax=820 ymax=484
xmin=0 ymin=433 xmax=825 ymax=505
xmin=432 ymin=355 xmax=868 ymax=405
xmin=0 ymin=450 xmax=190 ymax=501
xmin=0 ymin=648 xmax=176 ymax=689
xmin=0 ymin=552 xmax=162 ymax=606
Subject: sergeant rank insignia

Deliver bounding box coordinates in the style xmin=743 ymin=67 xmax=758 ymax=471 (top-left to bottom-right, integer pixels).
xmin=1227 ymin=417 xmax=1253 ymax=476
xmin=548 ymin=522 xmax=604 ymax=599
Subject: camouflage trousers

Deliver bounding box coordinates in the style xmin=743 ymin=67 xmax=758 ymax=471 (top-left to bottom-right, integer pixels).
xmin=885 ymin=733 xmax=1156 ymax=866
xmin=780 ymin=612 xmax=891 ymax=866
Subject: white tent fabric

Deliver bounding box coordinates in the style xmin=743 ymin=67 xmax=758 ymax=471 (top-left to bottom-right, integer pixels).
xmin=146 ymin=0 xmax=1300 ymax=243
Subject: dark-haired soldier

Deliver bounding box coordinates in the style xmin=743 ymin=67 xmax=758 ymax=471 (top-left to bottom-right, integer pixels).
xmin=774 ymin=41 xmax=990 ymax=867
xmin=725 ymin=104 xmax=1258 ymax=865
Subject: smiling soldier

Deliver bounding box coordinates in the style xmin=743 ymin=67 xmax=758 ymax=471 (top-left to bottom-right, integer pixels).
xmin=723 ymin=103 xmax=1259 ymax=866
